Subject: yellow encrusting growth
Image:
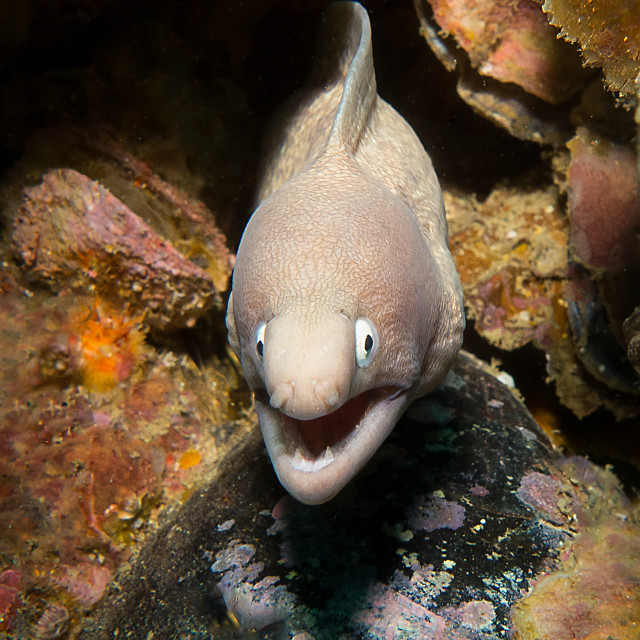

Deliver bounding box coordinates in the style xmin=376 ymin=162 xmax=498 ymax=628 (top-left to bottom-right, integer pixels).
xmin=71 ymin=299 xmax=147 ymax=392
xmin=179 ymin=449 xmax=202 ymax=470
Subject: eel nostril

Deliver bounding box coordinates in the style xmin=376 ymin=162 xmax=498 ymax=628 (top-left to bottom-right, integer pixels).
xmin=315 ymin=379 xmax=340 ymax=408
xmin=270 ymin=382 xmax=293 ymax=410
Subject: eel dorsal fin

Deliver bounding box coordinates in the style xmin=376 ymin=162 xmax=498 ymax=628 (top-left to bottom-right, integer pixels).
xmin=317 ymin=2 xmax=377 ymax=155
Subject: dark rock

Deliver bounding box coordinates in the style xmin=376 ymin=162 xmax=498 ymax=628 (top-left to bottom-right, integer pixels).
xmin=623 ymin=306 xmax=640 ymax=375
xmin=566 ymin=262 xmax=640 ymax=397
xmin=78 ymin=352 xmax=628 ymax=640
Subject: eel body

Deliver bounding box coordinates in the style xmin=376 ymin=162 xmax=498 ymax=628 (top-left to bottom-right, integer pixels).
xmin=226 ymin=1 xmax=464 ymax=504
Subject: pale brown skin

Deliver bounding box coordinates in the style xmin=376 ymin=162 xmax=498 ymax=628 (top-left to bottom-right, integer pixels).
xmin=226 ymin=1 xmax=464 ymax=504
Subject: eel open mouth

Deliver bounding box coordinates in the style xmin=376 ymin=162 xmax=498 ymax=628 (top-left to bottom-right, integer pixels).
xmin=254 ymin=386 xmax=410 ymax=504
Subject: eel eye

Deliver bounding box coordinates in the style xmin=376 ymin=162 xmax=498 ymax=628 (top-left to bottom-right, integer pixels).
xmin=355 ymin=317 xmax=378 ymax=368
xmin=255 ymin=322 xmax=266 ymax=358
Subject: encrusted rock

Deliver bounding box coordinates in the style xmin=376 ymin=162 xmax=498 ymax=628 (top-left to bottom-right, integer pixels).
xmin=447 ymin=184 xmax=569 ymax=352
xmin=560 ymin=127 xmax=640 ymax=410
xmin=566 ymin=127 xmax=640 ymax=274
xmin=542 ymin=0 xmax=640 ymax=104
xmin=423 ymin=0 xmax=587 ymax=103
xmin=414 ymin=0 xmax=588 ymax=143
xmin=623 ymin=306 xmax=640 ymax=376
xmin=511 ymin=462 xmax=640 ymax=639
xmin=78 ymin=353 xmax=640 ymax=640
xmin=12 ymin=168 xmax=219 ymax=331
xmin=0 ymin=279 xmax=247 ymax=637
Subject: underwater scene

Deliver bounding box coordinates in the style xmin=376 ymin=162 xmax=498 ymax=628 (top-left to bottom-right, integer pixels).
xmin=0 ymin=0 xmax=638 ymax=638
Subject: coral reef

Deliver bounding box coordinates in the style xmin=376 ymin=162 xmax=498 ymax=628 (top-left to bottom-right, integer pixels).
xmin=424 ymin=0 xmax=586 ymax=103
xmin=566 ymin=127 xmax=640 ymax=274
xmin=447 ymin=184 xmax=568 ymax=352
xmin=446 ymin=173 xmax=640 ymax=419
xmin=623 ymin=306 xmax=640 ymax=375
xmin=0 ymin=143 xmax=247 ymax=635
xmin=415 ymin=0 xmax=640 ymax=420
xmin=558 ymin=125 xmax=640 ymax=413
xmin=0 ymin=2 xmax=252 ymax=632
xmin=416 ymin=0 xmax=640 ymax=419
xmin=446 ymin=171 xmax=639 ymax=418
xmin=1 ymin=0 xmax=639 ymax=636
xmin=0 ymin=273 xmax=251 ymax=634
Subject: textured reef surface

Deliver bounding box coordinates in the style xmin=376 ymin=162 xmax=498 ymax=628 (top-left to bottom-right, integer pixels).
xmin=416 ymin=0 xmax=640 ymax=422
xmin=0 ymin=269 xmax=251 ymax=636
xmin=0 ymin=0 xmax=639 ymax=638
xmin=542 ymin=0 xmax=640 ymax=102
xmin=0 ymin=137 xmax=248 ymax=635
xmin=79 ymin=354 xmax=640 ymax=640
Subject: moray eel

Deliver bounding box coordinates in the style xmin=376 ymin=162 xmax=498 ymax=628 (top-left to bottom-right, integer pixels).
xmin=226 ymin=1 xmax=464 ymax=505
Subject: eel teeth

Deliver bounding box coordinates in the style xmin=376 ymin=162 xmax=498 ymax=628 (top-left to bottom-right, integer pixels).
xmin=322 ymin=446 xmax=335 ymax=464
xmin=291 ymin=446 xmax=336 ymax=472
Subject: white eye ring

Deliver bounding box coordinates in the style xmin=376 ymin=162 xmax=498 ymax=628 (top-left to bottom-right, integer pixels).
xmin=355 ymin=317 xmax=378 ymax=368
xmin=255 ymin=322 xmax=266 ymax=358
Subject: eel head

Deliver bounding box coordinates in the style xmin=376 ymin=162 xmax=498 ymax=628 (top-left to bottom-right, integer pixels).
xmin=249 ymin=311 xmax=414 ymax=504
xmin=226 ymin=162 xmax=453 ymax=505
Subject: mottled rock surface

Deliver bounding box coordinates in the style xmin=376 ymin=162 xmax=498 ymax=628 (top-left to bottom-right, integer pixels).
xmin=542 ymin=0 xmax=640 ymax=102
xmin=11 ymin=168 xmax=224 ymax=331
xmin=425 ymin=0 xmax=587 ymax=103
xmin=0 ymin=277 xmax=249 ymax=637
xmin=79 ymin=353 xmax=638 ymax=640
xmin=414 ymin=0 xmax=587 ymax=143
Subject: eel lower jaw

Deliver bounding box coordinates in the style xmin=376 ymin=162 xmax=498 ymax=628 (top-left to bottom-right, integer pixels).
xmin=254 ymin=387 xmax=410 ymax=505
